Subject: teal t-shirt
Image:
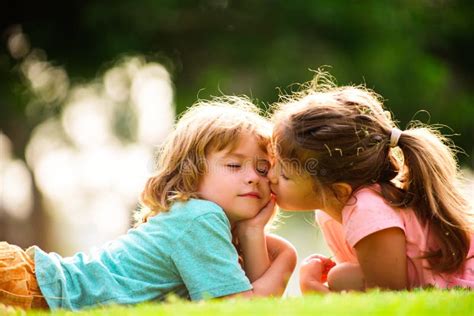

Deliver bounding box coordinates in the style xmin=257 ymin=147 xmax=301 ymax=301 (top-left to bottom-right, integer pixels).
xmin=34 ymin=199 xmax=252 ymax=310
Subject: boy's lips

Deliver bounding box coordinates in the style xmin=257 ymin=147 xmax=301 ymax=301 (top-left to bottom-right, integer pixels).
xmin=238 ymin=192 xmax=261 ymax=199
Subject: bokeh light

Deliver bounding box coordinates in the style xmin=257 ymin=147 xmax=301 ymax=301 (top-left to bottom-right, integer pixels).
xmin=0 ymin=133 xmax=33 ymax=221
xmin=18 ymin=55 xmax=175 ymax=254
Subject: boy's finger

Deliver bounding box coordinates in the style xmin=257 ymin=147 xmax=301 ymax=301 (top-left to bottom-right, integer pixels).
xmin=265 ymin=196 xmax=276 ymax=209
xmin=259 ymin=196 xmax=276 ymax=216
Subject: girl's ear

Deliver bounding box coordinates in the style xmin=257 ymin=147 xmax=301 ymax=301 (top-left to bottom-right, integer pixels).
xmin=330 ymin=183 xmax=353 ymax=203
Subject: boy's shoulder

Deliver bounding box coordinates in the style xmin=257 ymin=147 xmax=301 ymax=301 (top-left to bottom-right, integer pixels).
xmin=168 ymin=198 xmax=228 ymax=222
xmin=164 ymin=199 xmax=232 ymax=240
xmin=139 ymin=199 xmax=231 ymax=240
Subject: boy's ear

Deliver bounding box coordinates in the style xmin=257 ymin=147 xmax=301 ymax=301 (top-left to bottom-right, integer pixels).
xmin=330 ymin=183 xmax=353 ymax=203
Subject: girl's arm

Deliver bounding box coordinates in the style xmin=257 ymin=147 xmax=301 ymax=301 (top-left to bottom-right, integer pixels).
xmin=354 ymin=227 xmax=407 ymax=290
xmin=300 ymin=257 xmax=366 ymax=293
xmin=299 ymin=254 xmax=333 ymax=294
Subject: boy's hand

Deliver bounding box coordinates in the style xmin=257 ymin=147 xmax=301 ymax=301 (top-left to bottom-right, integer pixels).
xmin=233 ymin=197 xmax=276 ymax=282
xmin=236 ymin=196 xmax=276 ymax=233
xmin=300 ymin=254 xmax=336 ymax=283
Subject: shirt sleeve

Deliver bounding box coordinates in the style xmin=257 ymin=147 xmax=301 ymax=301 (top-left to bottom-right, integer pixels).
xmin=171 ymin=212 xmax=252 ymax=300
xmin=342 ymin=189 xmax=406 ymax=248
xmin=315 ymin=211 xmax=358 ymax=263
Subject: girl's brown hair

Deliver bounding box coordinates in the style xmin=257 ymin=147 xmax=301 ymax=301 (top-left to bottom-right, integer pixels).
xmin=136 ymin=96 xmax=271 ymax=224
xmin=272 ymin=71 xmax=473 ymax=273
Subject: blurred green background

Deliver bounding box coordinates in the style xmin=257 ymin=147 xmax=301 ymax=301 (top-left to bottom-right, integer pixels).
xmin=1 ymin=0 xmax=473 ymax=296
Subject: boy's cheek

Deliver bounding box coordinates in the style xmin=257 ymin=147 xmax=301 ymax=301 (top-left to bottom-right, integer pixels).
xmin=263 ymin=196 xmax=271 ymax=207
xmin=260 ymin=194 xmax=271 ymax=207
xmin=262 ymin=183 xmax=272 ymax=203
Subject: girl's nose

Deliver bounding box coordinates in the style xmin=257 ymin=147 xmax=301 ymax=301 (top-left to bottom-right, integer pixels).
xmin=267 ymin=166 xmax=278 ymax=184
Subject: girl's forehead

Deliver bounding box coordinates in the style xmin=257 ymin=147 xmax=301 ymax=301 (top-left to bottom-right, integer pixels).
xmin=275 ymin=157 xmax=313 ymax=179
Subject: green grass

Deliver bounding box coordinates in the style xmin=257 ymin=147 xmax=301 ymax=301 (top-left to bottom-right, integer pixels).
xmin=16 ymin=289 xmax=474 ymax=315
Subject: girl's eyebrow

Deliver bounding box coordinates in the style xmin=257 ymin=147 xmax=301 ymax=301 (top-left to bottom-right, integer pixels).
xmin=277 ymin=159 xmax=290 ymax=173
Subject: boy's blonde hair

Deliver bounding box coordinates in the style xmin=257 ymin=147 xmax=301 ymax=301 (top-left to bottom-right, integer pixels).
xmin=272 ymin=71 xmax=473 ymax=274
xmin=137 ymin=96 xmax=271 ymax=223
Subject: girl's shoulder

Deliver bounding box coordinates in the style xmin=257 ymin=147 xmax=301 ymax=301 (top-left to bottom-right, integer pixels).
xmin=350 ymin=184 xmax=417 ymax=218
xmin=349 ymin=184 xmax=390 ymax=210
xmin=344 ymin=184 xmax=398 ymax=223
xmin=342 ymin=184 xmax=408 ymax=245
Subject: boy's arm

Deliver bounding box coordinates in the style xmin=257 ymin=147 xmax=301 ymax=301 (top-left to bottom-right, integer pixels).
xmin=234 ymin=197 xmax=275 ymax=282
xmin=237 ymin=227 xmax=270 ymax=282
xmin=251 ymin=234 xmax=297 ymax=296
xmin=229 ymin=198 xmax=296 ymax=298
xmin=225 ymin=234 xmax=297 ymax=298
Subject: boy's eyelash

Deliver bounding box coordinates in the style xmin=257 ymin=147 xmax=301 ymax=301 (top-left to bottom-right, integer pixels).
xmin=280 ymin=174 xmax=289 ymax=180
xmin=226 ymin=164 xmax=241 ymax=168
xmin=226 ymin=162 xmax=270 ymax=175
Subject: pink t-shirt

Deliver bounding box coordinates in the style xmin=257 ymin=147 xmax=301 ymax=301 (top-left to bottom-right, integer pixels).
xmin=316 ymin=185 xmax=474 ymax=289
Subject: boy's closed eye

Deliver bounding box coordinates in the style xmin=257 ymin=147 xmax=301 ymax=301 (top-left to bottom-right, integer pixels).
xmin=226 ymin=163 xmax=241 ymax=169
xmin=256 ymin=159 xmax=270 ymax=176
xmin=224 ymin=158 xmax=270 ymax=176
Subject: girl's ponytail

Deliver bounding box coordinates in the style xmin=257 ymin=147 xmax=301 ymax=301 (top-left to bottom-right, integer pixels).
xmin=397 ymin=125 xmax=473 ymax=273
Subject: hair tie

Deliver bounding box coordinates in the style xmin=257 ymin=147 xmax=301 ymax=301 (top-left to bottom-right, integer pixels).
xmin=390 ymin=128 xmax=402 ymax=147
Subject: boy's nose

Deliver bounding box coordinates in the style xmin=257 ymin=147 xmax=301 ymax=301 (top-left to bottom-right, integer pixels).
xmin=246 ymin=167 xmax=260 ymax=184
